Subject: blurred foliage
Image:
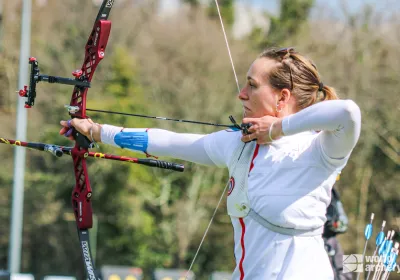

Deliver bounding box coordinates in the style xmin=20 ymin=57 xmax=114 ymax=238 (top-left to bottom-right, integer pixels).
xmin=249 ymin=0 xmax=315 ymax=48
xmin=0 ymin=0 xmax=399 ymax=280
xmin=207 ymin=0 xmax=235 ymax=27
xmin=183 ymin=0 xmax=200 ymax=7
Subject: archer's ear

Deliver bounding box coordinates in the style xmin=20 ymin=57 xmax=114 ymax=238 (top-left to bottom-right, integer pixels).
xmin=279 ymin=88 xmax=292 ymax=103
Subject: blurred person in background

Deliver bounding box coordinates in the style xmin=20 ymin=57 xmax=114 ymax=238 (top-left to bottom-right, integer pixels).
xmin=323 ymin=178 xmax=353 ymax=280
xmin=60 ymin=47 xmax=361 ymax=280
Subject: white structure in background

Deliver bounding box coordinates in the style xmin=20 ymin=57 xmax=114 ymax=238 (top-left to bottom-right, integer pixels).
xmin=233 ymin=0 xmax=270 ymax=39
xmin=35 ymin=0 xmax=47 ymax=6
xmin=11 ymin=274 xmax=34 ymax=280
xmin=158 ymin=0 xmax=181 ymax=17
xmin=43 ymin=277 xmax=76 ymax=280
xmin=158 ymin=0 xmax=269 ymax=39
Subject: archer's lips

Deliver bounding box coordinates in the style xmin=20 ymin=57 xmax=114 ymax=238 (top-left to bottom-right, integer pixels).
xmin=243 ymin=106 xmax=251 ymax=111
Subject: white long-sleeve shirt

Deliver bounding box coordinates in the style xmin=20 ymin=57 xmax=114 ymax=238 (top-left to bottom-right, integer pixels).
xmin=102 ymin=99 xmax=361 ymax=226
xmin=101 ymin=99 xmax=361 ymax=279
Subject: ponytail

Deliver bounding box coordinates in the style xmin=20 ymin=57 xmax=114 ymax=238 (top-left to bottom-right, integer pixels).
xmin=321 ymin=84 xmax=339 ymax=101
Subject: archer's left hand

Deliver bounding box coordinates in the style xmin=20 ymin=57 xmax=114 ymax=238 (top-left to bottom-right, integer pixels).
xmin=59 ymin=118 xmax=100 ymax=142
xmin=240 ymin=116 xmax=284 ymax=144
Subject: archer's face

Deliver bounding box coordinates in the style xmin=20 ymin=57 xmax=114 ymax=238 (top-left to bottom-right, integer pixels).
xmin=238 ymin=58 xmax=279 ymax=118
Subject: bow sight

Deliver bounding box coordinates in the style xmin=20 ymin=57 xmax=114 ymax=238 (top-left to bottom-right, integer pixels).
xmin=18 ymin=57 xmax=91 ymax=108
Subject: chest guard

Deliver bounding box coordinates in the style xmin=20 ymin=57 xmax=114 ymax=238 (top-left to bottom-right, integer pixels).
xmin=226 ymin=141 xmax=256 ymax=218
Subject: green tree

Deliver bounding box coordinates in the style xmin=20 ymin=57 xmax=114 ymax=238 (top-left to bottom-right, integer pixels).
xmin=183 ymin=0 xmax=200 ymax=7
xmin=250 ymin=0 xmax=315 ymax=48
xmin=207 ymin=0 xmax=235 ymax=27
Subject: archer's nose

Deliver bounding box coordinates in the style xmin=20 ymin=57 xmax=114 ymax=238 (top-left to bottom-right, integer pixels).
xmin=238 ymin=86 xmax=248 ymax=100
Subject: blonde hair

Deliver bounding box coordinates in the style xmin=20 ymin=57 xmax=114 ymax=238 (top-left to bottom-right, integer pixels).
xmin=258 ymin=47 xmax=339 ymax=110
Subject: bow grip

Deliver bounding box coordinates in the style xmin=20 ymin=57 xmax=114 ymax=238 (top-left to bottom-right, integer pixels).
xmin=73 ymin=129 xmax=95 ymax=149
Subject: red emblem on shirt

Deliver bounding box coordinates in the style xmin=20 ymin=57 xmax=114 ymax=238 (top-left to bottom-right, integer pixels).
xmin=228 ymin=176 xmax=235 ymax=196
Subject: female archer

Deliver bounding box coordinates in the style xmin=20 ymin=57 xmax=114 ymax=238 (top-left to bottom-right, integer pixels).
xmin=60 ymin=47 xmax=361 ymax=280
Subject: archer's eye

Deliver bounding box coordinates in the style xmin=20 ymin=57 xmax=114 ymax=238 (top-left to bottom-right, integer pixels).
xmin=248 ymin=81 xmax=256 ymax=88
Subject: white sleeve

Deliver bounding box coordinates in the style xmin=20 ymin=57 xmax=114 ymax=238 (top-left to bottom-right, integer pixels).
xmin=203 ymin=130 xmax=242 ymax=167
xmin=146 ymin=129 xmax=216 ymax=166
xmin=100 ymin=124 xmax=216 ymax=165
xmin=282 ymin=100 xmax=361 ymax=164
xmin=147 ymin=129 xmax=241 ymax=168
xmin=100 ymin=124 xmax=240 ymax=167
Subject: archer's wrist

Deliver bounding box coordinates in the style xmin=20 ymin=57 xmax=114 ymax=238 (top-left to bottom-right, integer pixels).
xmin=100 ymin=124 xmax=125 ymax=146
xmin=274 ymin=119 xmax=284 ymax=138
xmin=270 ymin=119 xmax=284 ymax=141
xmin=90 ymin=123 xmax=102 ymax=143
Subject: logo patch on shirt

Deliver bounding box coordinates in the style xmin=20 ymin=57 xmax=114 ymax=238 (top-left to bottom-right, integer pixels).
xmin=228 ymin=176 xmax=235 ymax=196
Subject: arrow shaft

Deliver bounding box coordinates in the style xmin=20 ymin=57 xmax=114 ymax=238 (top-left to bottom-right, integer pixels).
xmin=0 ymin=137 xmax=184 ymax=172
xmin=86 ymin=108 xmax=234 ymax=129
xmin=86 ymin=151 xmax=184 ymax=172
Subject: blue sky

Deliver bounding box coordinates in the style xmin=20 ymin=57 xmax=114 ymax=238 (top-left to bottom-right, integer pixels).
xmin=159 ymin=0 xmax=399 ymax=20
xmin=249 ymin=0 xmax=399 ymax=15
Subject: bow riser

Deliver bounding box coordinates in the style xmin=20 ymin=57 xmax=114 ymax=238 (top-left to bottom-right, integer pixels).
xmin=69 ymin=14 xmax=112 ymax=232
xmin=71 ymin=150 xmax=93 ymax=229
xmin=70 ymin=20 xmax=112 ymax=119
